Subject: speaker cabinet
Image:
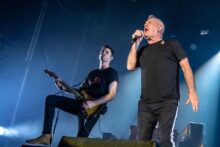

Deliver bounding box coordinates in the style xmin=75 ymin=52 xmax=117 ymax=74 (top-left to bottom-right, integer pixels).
xmin=179 ymin=122 xmax=203 ymax=147
xmin=58 ymin=136 xmax=160 ymax=147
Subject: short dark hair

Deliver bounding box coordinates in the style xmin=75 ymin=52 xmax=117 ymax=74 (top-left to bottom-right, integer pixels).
xmin=101 ymin=45 xmax=114 ymax=56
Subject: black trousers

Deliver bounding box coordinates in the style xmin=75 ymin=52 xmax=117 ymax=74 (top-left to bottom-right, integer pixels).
xmin=138 ymin=98 xmax=178 ymax=147
xmin=42 ymin=95 xmax=102 ymax=137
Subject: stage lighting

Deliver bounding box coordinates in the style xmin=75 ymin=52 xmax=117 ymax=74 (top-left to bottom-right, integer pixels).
xmin=0 ymin=126 xmax=18 ymax=137
xmin=200 ymin=30 xmax=209 ymax=36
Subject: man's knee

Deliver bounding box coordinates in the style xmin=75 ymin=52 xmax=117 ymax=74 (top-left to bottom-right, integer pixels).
xmin=45 ymin=95 xmax=56 ymax=104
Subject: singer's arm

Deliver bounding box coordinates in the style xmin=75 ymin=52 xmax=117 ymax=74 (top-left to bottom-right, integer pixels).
xmin=180 ymin=58 xmax=199 ymax=112
xmin=127 ymin=30 xmax=143 ymax=70
xmin=127 ymin=43 xmax=138 ymax=70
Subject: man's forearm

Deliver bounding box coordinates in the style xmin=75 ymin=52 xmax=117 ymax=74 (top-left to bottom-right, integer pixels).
xmin=183 ymin=67 xmax=196 ymax=93
xmin=127 ymin=44 xmax=138 ymax=70
xmin=94 ymin=93 xmax=114 ymax=105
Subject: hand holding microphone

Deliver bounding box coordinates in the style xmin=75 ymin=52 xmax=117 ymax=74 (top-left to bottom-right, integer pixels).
xmin=131 ymin=30 xmax=144 ymax=45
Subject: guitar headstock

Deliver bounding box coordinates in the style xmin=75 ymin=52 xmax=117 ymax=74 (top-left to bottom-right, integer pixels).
xmin=44 ymin=69 xmax=58 ymax=79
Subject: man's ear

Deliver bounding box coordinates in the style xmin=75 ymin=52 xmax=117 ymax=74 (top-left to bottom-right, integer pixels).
xmin=110 ymin=56 xmax=113 ymax=60
xmin=158 ymin=26 xmax=162 ymax=31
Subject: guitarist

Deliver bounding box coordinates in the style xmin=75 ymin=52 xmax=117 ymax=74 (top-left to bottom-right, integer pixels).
xmin=25 ymin=45 xmax=118 ymax=145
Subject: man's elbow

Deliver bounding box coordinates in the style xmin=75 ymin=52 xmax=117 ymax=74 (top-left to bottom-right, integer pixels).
xmin=127 ymin=65 xmax=135 ymax=71
xmin=108 ymin=92 xmax=116 ymax=101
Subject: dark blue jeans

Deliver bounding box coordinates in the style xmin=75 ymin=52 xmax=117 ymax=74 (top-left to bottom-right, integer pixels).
xmin=138 ymin=98 xmax=178 ymax=147
xmin=42 ymin=95 xmax=101 ymax=137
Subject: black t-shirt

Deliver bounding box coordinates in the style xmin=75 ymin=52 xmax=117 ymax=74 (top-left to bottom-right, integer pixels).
xmin=80 ymin=67 xmax=118 ymax=99
xmin=137 ymin=39 xmax=186 ymax=102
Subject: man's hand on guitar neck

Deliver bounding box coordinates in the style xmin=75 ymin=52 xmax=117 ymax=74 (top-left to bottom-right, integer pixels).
xmin=83 ymin=101 xmax=97 ymax=109
xmin=55 ymin=78 xmax=67 ymax=91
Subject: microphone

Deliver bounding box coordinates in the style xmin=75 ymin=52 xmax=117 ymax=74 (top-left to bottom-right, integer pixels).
xmin=130 ymin=35 xmax=142 ymax=45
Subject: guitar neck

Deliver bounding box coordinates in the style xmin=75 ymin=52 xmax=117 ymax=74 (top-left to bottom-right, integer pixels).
xmin=60 ymin=81 xmax=82 ymax=98
xmin=44 ymin=69 xmax=83 ymax=98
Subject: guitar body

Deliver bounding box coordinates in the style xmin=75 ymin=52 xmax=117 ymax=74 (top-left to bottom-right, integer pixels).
xmin=44 ymin=69 xmax=105 ymax=119
xmin=78 ymin=90 xmax=104 ymax=118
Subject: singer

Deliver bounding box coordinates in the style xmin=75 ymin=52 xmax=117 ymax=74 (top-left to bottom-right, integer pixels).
xmin=127 ymin=15 xmax=199 ymax=147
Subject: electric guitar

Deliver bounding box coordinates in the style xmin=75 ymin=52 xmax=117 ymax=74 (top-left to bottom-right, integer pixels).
xmin=44 ymin=69 xmax=106 ymax=119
